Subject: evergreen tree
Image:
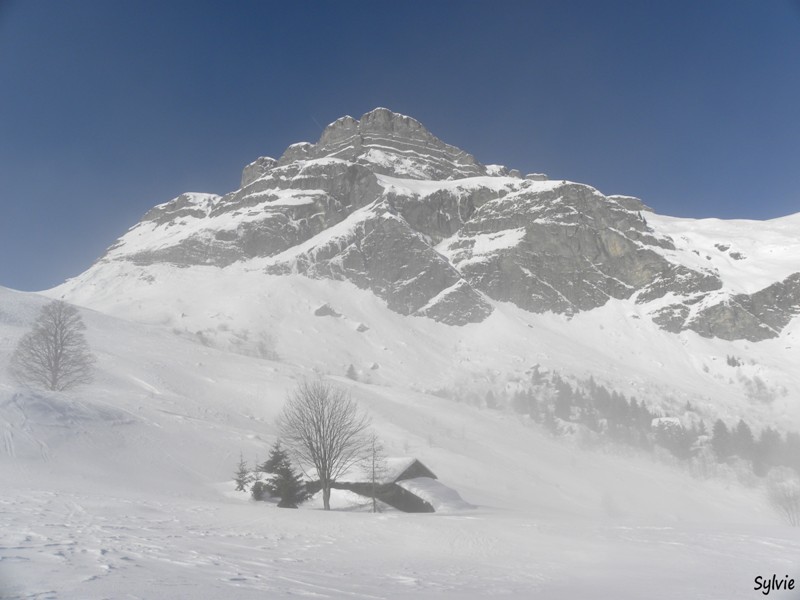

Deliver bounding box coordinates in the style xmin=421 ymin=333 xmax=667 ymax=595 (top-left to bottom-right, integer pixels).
xmin=593 ymin=384 xmax=612 ymax=415
xmin=614 ymin=392 xmax=631 ymax=423
xmin=654 ymin=420 xmax=692 ymax=460
xmin=630 ymin=397 xmax=652 ymax=429
xmin=233 ymin=452 xmax=252 ymax=492
xmin=629 ymin=397 xmax=640 ymax=418
xmin=711 ymin=419 xmax=733 ymax=461
xmin=261 ymin=441 xmax=309 ymax=508
xmin=251 ymin=469 xmax=267 ymax=501
xmin=345 ymin=364 xmax=358 ymax=381
xmin=259 ymin=442 xmax=289 ymax=474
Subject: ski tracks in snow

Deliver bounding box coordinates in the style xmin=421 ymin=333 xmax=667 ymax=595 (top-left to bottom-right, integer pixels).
xmin=1 ymin=491 xmax=798 ymax=599
xmin=0 ymin=491 xmax=394 ymax=599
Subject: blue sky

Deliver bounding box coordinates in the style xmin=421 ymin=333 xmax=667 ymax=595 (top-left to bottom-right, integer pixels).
xmin=1 ymin=0 xmax=799 ymax=291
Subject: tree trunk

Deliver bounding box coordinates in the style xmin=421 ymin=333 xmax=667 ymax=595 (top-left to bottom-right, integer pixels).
xmin=322 ymin=485 xmax=331 ymax=511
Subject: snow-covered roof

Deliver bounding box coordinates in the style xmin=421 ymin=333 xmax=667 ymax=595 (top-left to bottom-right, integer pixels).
xmin=383 ymin=457 xmax=418 ymax=482
xmin=337 ymin=457 xmax=435 ymax=485
xmin=396 ymin=477 xmax=473 ymax=512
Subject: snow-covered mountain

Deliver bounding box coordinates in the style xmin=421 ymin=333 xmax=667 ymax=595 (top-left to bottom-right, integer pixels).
xmin=50 ymin=107 xmax=800 ymax=427
xmin=59 ymin=108 xmax=800 ymax=338
xmin=3 ymin=109 xmax=800 ymax=598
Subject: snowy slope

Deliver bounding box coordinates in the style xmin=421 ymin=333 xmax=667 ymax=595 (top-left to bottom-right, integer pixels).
xmin=646 ymin=212 xmax=800 ymax=295
xmin=1 ymin=285 xmax=798 ymax=599
xmin=49 ymin=259 xmax=800 ymax=432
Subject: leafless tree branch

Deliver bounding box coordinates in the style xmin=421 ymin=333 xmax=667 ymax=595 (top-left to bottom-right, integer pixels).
xmin=9 ymin=300 xmax=95 ymax=391
xmin=278 ymin=379 xmax=370 ymax=510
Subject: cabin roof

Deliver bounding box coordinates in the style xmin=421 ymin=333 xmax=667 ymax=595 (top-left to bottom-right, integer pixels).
xmin=338 ymin=457 xmax=436 ymax=485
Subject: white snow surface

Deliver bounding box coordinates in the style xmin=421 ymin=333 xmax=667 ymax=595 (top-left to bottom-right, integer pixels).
xmin=50 ymin=255 xmax=800 ymax=432
xmin=439 ymin=227 xmax=527 ymax=266
xmin=2 ymin=277 xmax=799 ymax=598
xmin=395 ymin=477 xmax=473 ymax=512
xmin=646 ymin=211 xmax=800 ymax=294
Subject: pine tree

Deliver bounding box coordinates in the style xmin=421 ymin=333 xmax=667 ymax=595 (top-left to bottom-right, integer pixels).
xmin=233 ymin=452 xmax=252 ymax=492
xmin=346 ymin=364 xmax=358 ymax=381
xmin=251 ymin=461 xmax=267 ymax=500
xmin=711 ymin=419 xmax=732 ymax=461
xmin=259 ymin=441 xmax=289 ymax=474
xmin=261 ymin=441 xmax=309 ymax=508
xmin=654 ymin=420 xmax=692 ymax=460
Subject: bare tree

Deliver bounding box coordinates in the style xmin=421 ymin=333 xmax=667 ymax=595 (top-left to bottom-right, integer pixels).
xmin=10 ymin=300 xmax=95 ymax=391
xmin=278 ymin=379 xmax=370 ymax=510
xmin=366 ymin=432 xmax=387 ymax=513
xmin=767 ymin=469 xmax=800 ymax=527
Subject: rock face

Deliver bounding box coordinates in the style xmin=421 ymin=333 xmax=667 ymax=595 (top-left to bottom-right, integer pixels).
xmin=303 ymin=108 xmax=486 ymax=180
xmin=440 ymin=182 xmax=721 ymax=315
xmin=84 ymin=108 xmax=800 ymax=338
xmin=265 ymin=202 xmax=492 ymax=325
xmin=653 ymin=274 xmax=800 ymax=341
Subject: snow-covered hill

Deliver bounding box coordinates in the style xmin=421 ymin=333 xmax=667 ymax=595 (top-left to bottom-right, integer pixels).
xmin=1 ymin=285 xmax=797 ymax=599
xmin=45 ymin=257 xmax=800 ymax=432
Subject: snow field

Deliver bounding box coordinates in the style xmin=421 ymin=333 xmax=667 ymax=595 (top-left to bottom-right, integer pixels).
xmin=2 ymin=285 xmax=799 ymax=598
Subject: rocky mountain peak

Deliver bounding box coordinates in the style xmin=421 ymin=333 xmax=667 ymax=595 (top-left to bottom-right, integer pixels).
xmin=73 ymin=109 xmax=800 ymax=341
xmin=318 ymin=108 xmax=429 ymax=146
xmin=271 ymin=108 xmax=486 ymax=181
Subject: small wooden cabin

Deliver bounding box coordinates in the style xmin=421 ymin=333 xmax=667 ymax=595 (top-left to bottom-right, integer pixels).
xmin=309 ymin=458 xmax=439 ymax=513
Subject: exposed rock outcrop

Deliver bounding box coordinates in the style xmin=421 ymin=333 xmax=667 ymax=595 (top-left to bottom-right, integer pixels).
xmin=653 ymin=273 xmax=800 ymax=341
xmin=84 ymin=108 xmax=799 ymax=337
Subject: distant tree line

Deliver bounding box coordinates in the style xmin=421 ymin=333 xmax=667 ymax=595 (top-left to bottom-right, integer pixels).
xmin=506 ymin=368 xmax=800 ymax=479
